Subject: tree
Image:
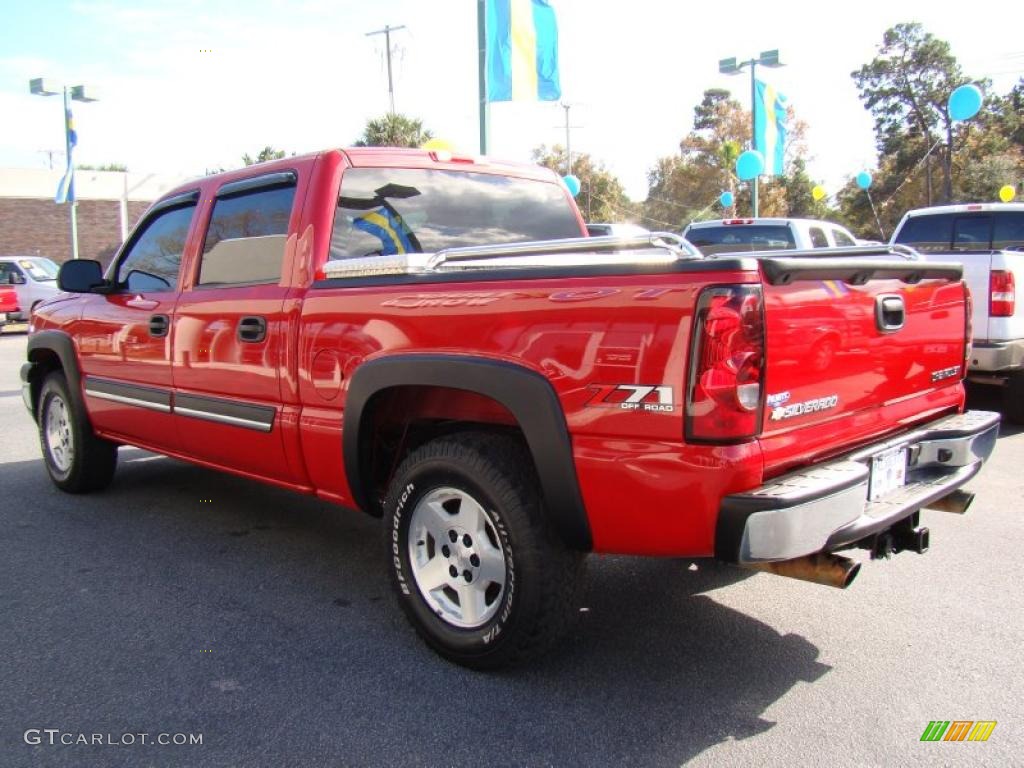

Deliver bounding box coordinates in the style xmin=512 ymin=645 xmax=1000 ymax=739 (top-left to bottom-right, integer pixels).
xmin=852 ymin=23 xmax=968 ymax=203
xmin=242 ymin=146 xmax=287 ymax=166
xmin=531 ymin=145 xmax=634 ymax=222
xmin=355 ymin=114 xmax=433 ymax=148
xmin=642 ymin=88 xmax=828 ymax=228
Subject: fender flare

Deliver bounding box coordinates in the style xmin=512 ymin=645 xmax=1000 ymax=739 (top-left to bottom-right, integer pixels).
xmin=24 ymin=330 xmax=83 ymax=415
xmin=343 ymin=354 xmax=593 ymax=551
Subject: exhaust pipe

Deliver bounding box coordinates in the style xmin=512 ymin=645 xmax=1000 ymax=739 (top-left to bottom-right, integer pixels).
xmin=925 ymin=489 xmax=975 ymax=515
xmin=746 ymin=552 xmax=861 ymax=589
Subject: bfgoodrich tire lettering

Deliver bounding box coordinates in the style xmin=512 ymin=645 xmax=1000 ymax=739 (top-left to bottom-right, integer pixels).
xmin=37 ymin=371 xmax=118 ymax=493
xmin=384 ymin=431 xmax=584 ymax=670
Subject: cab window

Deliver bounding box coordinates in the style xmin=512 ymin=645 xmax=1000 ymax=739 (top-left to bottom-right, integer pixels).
xmin=808 ymin=227 xmax=829 ymax=248
xmin=833 ymin=229 xmax=856 ymax=247
xmin=198 ymin=185 xmax=295 ymax=286
xmin=952 ymin=215 xmax=992 ymax=252
xmin=116 ymin=204 xmax=196 ymax=292
xmin=894 ymin=214 xmax=954 ymax=252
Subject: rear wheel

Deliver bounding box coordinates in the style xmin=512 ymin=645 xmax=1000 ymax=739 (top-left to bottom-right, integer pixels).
xmin=383 ymin=431 xmax=584 ymax=669
xmin=38 ymin=371 xmax=118 ymax=492
xmin=1003 ymin=371 xmax=1024 ymax=425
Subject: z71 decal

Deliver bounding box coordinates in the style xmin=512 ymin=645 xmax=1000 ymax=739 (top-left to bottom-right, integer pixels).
xmin=587 ymin=385 xmax=675 ymax=413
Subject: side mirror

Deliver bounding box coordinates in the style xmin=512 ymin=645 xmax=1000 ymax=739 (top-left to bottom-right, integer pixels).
xmin=58 ymin=260 xmax=105 ymax=293
xmin=9 ymin=272 xmax=26 ymax=285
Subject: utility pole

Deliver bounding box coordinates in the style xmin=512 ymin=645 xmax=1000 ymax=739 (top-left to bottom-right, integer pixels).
xmin=555 ymin=103 xmax=583 ymax=176
xmin=366 ymin=24 xmax=406 ymax=114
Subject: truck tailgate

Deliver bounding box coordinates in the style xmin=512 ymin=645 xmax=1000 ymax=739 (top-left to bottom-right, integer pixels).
xmin=757 ymin=258 xmax=967 ymax=476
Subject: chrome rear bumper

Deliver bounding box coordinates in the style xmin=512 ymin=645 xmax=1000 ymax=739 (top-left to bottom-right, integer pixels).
xmin=716 ymin=410 xmax=1000 ymax=564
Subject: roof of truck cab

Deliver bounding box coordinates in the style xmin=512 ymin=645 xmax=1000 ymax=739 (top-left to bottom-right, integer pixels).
xmin=901 ymin=203 xmax=1024 ymax=216
xmin=158 ymin=147 xmax=560 ymax=203
xmin=686 ymin=218 xmax=852 ymax=229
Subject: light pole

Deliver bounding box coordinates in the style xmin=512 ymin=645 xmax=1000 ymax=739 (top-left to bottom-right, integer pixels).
xmin=718 ymin=50 xmax=783 ymax=217
xmin=29 ymin=78 xmax=99 ymax=260
xmin=366 ymin=24 xmax=406 ymax=115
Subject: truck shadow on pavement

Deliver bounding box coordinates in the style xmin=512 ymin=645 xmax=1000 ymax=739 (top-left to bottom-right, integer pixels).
xmin=3 ymin=450 xmax=830 ymax=768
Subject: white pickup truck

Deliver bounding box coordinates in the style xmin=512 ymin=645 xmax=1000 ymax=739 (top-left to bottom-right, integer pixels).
xmin=683 ymin=217 xmax=860 ymax=255
xmin=891 ymin=203 xmax=1024 ymax=422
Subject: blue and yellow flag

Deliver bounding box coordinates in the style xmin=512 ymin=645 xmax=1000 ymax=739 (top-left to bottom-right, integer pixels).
xmin=754 ymin=80 xmax=788 ymax=177
xmin=353 ymin=207 xmax=414 ymax=255
xmin=55 ymin=102 xmax=77 ymax=204
xmin=486 ymin=0 xmax=561 ymax=102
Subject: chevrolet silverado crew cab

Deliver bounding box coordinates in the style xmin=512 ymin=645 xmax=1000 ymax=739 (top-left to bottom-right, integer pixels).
xmin=891 ymin=203 xmax=1024 ymax=422
xmin=683 ymin=217 xmax=859 ymax=255
xmin=22 ymin=148 xmax=998 ymax=669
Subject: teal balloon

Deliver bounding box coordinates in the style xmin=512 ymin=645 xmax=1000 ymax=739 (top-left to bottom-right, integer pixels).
xmin=719 ymin=191 xmax=734 ymax=208
xmin=856 ymin=171 xmax=872 ymax=190
xmin=948 ymin=84 xmax=982 ymax=121
xmin=563 ymin=174 xmax=581 ymax=197
xmin=736 ymin=150 xmax=764 ymax=181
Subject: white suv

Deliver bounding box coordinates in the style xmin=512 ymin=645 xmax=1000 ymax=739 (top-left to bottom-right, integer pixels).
xmin=0 ymin=257 xmax=62 ymax=321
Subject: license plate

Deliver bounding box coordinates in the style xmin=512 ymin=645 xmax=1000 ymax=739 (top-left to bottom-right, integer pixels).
xmin=869 ymin=447 xmax=907 ymax=501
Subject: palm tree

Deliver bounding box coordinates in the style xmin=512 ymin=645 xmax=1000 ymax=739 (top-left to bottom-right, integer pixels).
xmin=355 ymin=114 xmax=433 ymax=148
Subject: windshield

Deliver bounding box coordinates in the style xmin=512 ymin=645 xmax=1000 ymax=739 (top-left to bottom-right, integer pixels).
xmin=329 ymin=168 xmax=582 ymax=259
xmin=685 ymin=224 xmax=796 ymax=255
xmin=18 ymin=258 xmax=59 ymax=281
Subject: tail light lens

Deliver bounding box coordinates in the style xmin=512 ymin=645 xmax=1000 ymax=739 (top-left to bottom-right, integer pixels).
xmin=990 ymin=270 xmax=1015 ymax=317
xmin=963 ymin=283 xmax=973 ymax=376
xmin=685 ymin=284 xmax=765 ymax=442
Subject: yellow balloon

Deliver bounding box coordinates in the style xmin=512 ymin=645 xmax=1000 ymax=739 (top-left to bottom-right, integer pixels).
xmin=812 ymin=185 xmax=826 ymax=202
xmin=999 ymin=184 xmax=1016 ymax=203
xmin=421 ymin=138 xmax=454 ymax=152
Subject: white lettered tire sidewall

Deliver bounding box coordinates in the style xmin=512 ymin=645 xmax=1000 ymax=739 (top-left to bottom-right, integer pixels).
xmin=386 ymin=458 xmax=519 ymax=661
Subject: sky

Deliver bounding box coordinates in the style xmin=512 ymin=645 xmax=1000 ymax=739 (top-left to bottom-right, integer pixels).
xmin=0 ymin=0 xmax=1021 ymax=210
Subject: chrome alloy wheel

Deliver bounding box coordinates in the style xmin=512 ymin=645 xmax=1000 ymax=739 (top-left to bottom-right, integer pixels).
xmin=44 ymin=395 xmax=74 ymax=473
xmin=407 ymin=487 xmax=507 ymax=629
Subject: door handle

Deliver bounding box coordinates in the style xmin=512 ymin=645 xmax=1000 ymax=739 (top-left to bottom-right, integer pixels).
xmin=238 ymin=316 xmax=267 ymax=343
xmin=149 ymin=314 xmax=169 ymax=338
xmin=876 ymin=295 xmax=905 ymax=332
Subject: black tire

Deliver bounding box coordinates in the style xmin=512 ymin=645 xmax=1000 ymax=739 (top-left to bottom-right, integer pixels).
xmin=37 ymin=371 xmax=118 ymax=493
xmin=1003 ymin=371 xmax=1024 ymax=425
xmin=383 ymin=431 xmax=584 ymax=670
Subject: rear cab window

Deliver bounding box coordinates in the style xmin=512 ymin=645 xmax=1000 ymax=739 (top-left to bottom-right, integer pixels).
xmin=993 ymin=212 xmax=1024 ymax=251
xmin=832 ymin=229 xmax=856 ymax=247
xmin=808 ymin=227 xmax=829 ymax=248
xmin=893 ymin=213 xmax=954 ymax=252
xmin=198 ymin=178 xmax=296 ymax=286
xmin=329 ymin=168 xmax=582 ymax=260
xmin=685 ymin=224 xmax=796 ymax=255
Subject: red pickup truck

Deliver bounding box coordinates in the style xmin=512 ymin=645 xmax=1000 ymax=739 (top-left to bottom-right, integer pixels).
xmin=0 ymin=283 xmax=18 ymax=331
xmin=21 ymin=148 xmax=998 ymax=668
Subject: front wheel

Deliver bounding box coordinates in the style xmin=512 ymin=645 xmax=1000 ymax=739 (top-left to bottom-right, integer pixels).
xmin=383 ymin=432 xmax=584 ymax=669
xmin=38 ymin=371 xmax=118 ymax=492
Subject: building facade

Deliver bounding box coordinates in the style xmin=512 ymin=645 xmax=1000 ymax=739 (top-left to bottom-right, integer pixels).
xmin=0 ymin=168 xmax=194 ymax=266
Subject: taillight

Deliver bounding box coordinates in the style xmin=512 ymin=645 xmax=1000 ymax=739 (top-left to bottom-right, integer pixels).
xmin=685 ymin=285 xmax=765 ymax=442
xmin=963 ymin=283 xmax=973 ymax=376
xmin=990 ymin=270 xmax=1015 ymax=317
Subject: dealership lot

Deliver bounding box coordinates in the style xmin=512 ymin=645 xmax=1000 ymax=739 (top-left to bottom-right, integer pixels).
xmin=0 ymin=329 xmax=1019 ymax=767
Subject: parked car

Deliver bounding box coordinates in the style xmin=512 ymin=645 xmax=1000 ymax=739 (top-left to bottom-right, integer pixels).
xmin=586 ymin=222 xmax=649 ymax=237
xmin=0 ymin=256 xmax=62 ymax=321
xmin=683 ymin=217 xmax=859 ymax=255
xmin=0 ymin=283 xmax=18 ymax=332
xmin=22 ymin=148 xmax=997 ymax=669
xmin=890 ymin=202 xmax=1024 ymax=422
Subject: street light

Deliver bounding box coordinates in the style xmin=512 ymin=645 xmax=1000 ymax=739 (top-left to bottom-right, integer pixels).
xmin=718 ymin=50 xmax=783 ymax=217
xmin=29 ymin=77 xmax=100 ymax=260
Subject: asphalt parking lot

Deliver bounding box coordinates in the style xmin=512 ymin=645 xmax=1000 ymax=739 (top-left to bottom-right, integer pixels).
xmin=0 ymin=328 xmax=1020 ymax=767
